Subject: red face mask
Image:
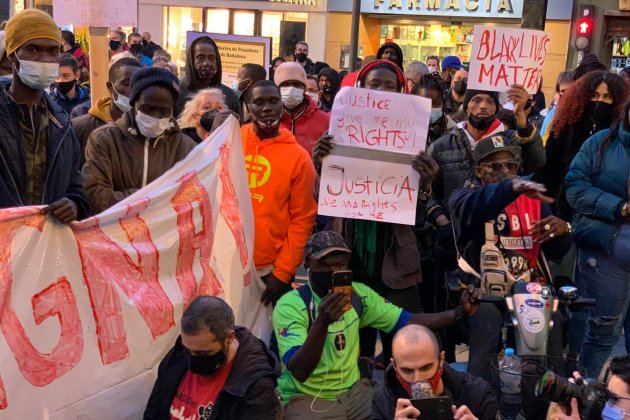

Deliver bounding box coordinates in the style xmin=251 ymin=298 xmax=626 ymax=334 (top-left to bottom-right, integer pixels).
xmin=396 ymin=364 xmax=444 ymax=397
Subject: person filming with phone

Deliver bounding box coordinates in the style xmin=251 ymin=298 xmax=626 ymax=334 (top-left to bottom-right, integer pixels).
xmin=273 ymin=231 xmax=481 ymax=419
xmin=376 ymin=325 xmax=499 ymax=420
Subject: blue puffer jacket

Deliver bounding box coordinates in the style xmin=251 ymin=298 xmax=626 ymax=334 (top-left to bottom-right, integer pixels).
xmin=565 ymin=126 xmax=630 ymax=254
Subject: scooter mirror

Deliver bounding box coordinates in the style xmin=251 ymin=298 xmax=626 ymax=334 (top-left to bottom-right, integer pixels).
xmin=558 ymin=286 xmax=578 ymax=301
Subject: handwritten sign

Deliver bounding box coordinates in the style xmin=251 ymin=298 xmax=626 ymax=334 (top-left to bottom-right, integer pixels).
xmin=318 ymin=146 xmax=419 ymax=225
xmin=0 ymin=118 xmax=269 ymax=419
xmin=329 ymin=87 xmax=431 ymax=155
xmin=54 ymin=0 xmax=137 ymax=27
xmin=187 ymin=32 xmax=271 ymax=87
xmin=468 ymin=26 xmax=551 ymax=94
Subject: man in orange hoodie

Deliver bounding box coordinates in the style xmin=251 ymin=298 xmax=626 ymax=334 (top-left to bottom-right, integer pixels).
xmin=242 ymin=80 xmax=317 ymax=306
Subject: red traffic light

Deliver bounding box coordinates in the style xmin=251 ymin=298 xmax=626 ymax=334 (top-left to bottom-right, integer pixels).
xmin=577 ymin=17 xmax=592 ymax=35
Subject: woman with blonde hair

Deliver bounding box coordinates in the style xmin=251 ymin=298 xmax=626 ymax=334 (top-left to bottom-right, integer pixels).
xmin=177 ymin=88 xmax=225 ymax=143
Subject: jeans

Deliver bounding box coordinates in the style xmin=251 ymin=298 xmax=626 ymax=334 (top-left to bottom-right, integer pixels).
xmin=578 ymin=225 xmax=630 ymax=379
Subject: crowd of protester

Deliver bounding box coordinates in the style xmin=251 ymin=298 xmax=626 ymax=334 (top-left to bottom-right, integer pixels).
xmin=1 ymin=8 xmax=630 ymax=420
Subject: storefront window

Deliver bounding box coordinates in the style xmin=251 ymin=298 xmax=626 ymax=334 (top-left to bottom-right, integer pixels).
xmin=30 ymin=0 xmax=52 ymax=15
xmin=611 ymin=36 xmax=630 ymax=73
xmin=206 ymin=9 xmax=229 ymax=34
xmin=164 ymin=6 xmax=203 ymax=74
xmin=234 ymin=11 xmax=255 ymax=36
xmin=262 ymin=12 xmax=308 ymax=59
xmin=380 ymin=24 xmax=474 ymax=69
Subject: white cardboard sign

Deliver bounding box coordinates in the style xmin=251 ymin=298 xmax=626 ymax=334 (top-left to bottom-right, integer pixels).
xmin=468 ymin=25 xmax=551 ymax=94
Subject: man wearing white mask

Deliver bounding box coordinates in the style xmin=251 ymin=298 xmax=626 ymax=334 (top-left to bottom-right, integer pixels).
xmin=274 ymin=62 xmax=329 ymax=154
xmin=0 ymin=9 xmax=89 ymax=223
xmin=72 ymin=57 xmax=142 ymax=165
xmin=83 ymin=67 xmax=196 ymax=214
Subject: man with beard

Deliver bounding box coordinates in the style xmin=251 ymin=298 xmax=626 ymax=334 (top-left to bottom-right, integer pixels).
xmin=241 ymin=80 xmax=317 ymax=306
xmin=294 ymin=41 xmax=317 ymax=75
xmin=177 ymin=36 xmax=240 ymax=116
xmin=427 ymin=86 xmax=545 ymax=260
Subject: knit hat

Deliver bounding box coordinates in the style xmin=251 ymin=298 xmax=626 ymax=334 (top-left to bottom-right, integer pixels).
xmin=463 ymin=89 xmax=500 ymax=115
xmin=274 ymin=62 xmax=307 ymax=87
xmin=356 ymin=59 xmax=407 ymax=93
xmin=109 ymin=51 xmax=135 ymax=67
xmin=5 ymin=9 xmax=61 ymax=56
xmin=129 ymin=67 xmax=180 ymax=105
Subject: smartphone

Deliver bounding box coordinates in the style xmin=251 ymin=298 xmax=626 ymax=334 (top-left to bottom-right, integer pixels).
xmin=332 ymin=270 xmax=352 ymax=311
xmin=411 ymin=396 xmax=454 ymax=420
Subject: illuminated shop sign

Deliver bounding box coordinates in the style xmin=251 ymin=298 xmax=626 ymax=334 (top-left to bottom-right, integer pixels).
xmin=362 ymin=0 xmax=524 ymax=18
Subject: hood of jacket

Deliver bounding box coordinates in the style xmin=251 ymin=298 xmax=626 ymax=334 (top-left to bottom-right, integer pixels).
xmin=377 ymin=42 xmax=404 ymax=71
xmin=182 ymin=36 xmax=223 ymax=92
xmin=242 ymin=123 xmax=296 ymax=150
xmin=88 ymin=96 xmax=113 ymax=123
xmin=50 ymin=83 xmax=90 ymax=101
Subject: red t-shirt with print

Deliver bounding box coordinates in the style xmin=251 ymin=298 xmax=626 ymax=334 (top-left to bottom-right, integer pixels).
xmin=169 ymin=357 xmax=235 ymax=420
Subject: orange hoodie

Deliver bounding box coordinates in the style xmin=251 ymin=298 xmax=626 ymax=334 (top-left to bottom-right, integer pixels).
xmin=241 ymin=124 xmax=317 ymax=282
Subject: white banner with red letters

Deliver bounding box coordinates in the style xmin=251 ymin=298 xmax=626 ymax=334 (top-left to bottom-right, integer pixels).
xmin=0 ymin=118 xmax=270 ymax=419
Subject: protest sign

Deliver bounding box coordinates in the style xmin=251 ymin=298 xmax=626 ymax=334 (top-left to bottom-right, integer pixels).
xmin=318 ymin=146 xmax=420 ymax=225
xmin=54 ymin=0 xmax=137 ymax=27
xmin=187 ymin=32 xmax=271 ymax=86
xmin=0 ymin=118 xmax=269 ymax=419
xmin=329 ymin=86 xmax=431 ymax=155
xmin=468 ymin=26 xmax=551 ymax=94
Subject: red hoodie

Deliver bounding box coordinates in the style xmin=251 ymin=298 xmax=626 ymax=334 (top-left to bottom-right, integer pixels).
xmin=280 ymin=96 xmax=330 ymax=155
xmin=240 ymin=124 xmax=317 ymax=282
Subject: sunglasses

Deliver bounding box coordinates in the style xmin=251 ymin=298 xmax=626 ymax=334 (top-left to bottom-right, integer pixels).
xmin=479 ymin=160 xmax=520 ymax=173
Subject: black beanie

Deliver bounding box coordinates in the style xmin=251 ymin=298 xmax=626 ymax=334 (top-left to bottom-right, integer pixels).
xmin=462 ymin=89 xmax=500 ymax=115
xmin=130 ymin=67 xmax=180 ymax=106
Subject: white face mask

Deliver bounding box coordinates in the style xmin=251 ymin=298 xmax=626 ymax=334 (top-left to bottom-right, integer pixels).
xmin=112 ymin=87 xmax=132 ymax=113
xmin=430 ymin=108 xmax=444 ymax=124
xmin=280 ymin=86 xmax=304 ymax=109
xmin=427 ymin=66 xmax=438 ymax=73
xmin=15 ymin=56 xmax=59 ymax=90
xmin=306 ymin=91 xmax=319 ymax=103
xmin=135 ymin=111 xmax=172 ymax=138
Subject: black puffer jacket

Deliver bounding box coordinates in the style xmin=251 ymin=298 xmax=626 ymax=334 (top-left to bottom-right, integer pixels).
xmin=426 ymin=122 xmax=545 ymax=226
xmin=372 ymin=364 xmax=500 ymax=420
xmin=143 ymin=327 xmax=282 ymax=420
xmin=0 ymin=80 xmax=89 ymax=218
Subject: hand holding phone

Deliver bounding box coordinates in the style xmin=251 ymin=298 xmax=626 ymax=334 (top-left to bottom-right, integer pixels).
xmin=332 ymin=270 xmax=352 ymax=311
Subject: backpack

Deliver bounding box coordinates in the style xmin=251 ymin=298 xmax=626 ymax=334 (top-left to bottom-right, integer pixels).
xmin=296 ymin=284 xmax=364 ymax=331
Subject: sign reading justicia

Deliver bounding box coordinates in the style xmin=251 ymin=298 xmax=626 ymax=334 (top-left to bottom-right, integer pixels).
xmin=363 ymin=0 xmax=523 ymax=18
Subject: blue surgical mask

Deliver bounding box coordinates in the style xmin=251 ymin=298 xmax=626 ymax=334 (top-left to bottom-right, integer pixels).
xmin=15 ymin=55 xmax=59 ymax=90
xmin=430 ymin=108 xmax=443 ymax=124
xmin=112 ymin=87 xmax=132 ymax=113
xmin=602 ymin=401 xmax=629 ymax=420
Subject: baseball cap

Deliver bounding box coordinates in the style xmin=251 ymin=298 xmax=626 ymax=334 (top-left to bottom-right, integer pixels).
xmin=473 ymin=135 xmax=521 ymax=165
xmin=442 ymin=55 xmax=465 ymax=70
xmin=304 ymin=231 xmax=351 ymax=260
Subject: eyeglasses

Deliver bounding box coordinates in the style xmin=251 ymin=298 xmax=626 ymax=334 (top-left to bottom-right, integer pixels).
xmin=479 ymin=160 xmax=520 ymax=173
xmin=608 ymin=391 xmax=630 ymax=404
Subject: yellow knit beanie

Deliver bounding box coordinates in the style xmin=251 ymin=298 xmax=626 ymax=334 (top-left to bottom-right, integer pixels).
xmin=5 ymin=9 xmax=61 ymax=56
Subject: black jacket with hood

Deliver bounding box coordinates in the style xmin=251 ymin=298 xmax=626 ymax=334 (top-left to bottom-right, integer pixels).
xmin=376 ymin=42 xmax=404 ymax=71
xmin=0 ymin=80 xmax=90 ymax=218
xmin=143 ymin=327 xmax=282 ymax=420
xmin=372 ymin=363 xmax=500 ymax=420
xmin=176 ymin=36 xmax=240 ymax=117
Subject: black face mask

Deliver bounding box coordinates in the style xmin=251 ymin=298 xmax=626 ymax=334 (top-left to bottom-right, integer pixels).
xmin=296 ymin=53 xmax=308 ymax=63
xmin=186 ymin=347 xmax=227 ymax=376
xmin=587 ymin=101 xmax=613 ymax=123
xmin=468 ymin=114 xmax=495 ymax=131
xmin=309 ymin=270 xmax=333 ymax=291
xmin=109 ymin=40 xmax=122 ymax=51
xmin=142 ymin=39 xmax=148 ymax=46
xmin=57 ymin=80 xmax=75 ymax=95
xmin=322 ymin=85 xmax=333 ymax=96
xmin=130 ymin=43 xmax=143 ymax=55
xmin=454 ymin=79 xmax=467 ymax=95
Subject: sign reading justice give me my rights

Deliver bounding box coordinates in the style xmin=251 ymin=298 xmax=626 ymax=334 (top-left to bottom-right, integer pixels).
xmin=329 ymin=87 xmax=432 ymax=155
